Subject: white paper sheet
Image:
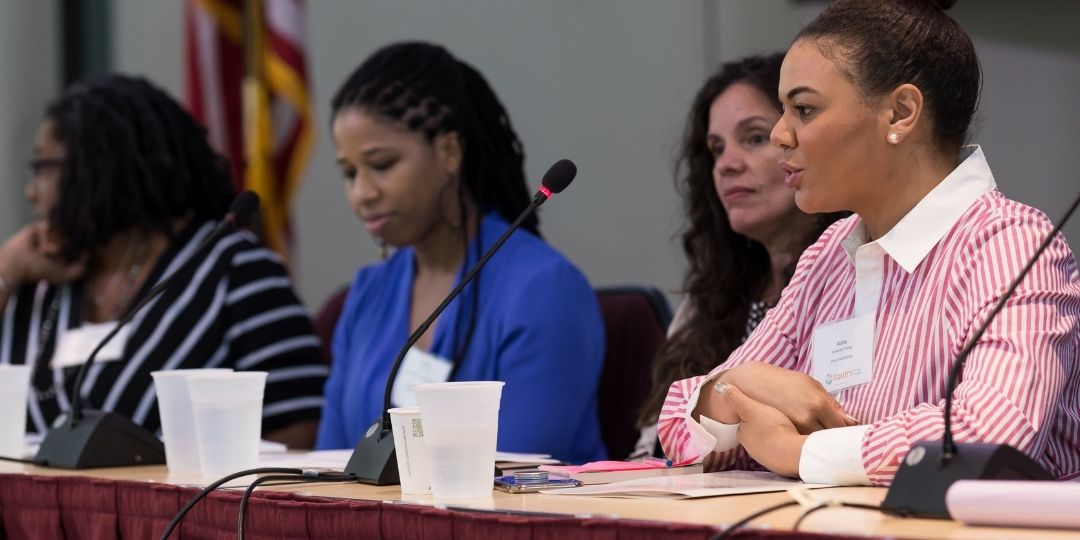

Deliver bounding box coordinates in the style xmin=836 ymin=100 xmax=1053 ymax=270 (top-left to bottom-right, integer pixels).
xmin=541 ymin=470 xmax=830 ymax=499
xmin=495 ymin=451 xmax=560 ymax=466
xmin=252 ymin=449 xmax=558 ymax=471
xmin=257 ymin=449 xmax=354 ymax=469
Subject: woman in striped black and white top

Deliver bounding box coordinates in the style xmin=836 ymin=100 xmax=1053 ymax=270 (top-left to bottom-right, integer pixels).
xmin=0 ymin=75 xmax=326 ymax=448
xmin=660 ymin=0 xmax=1080 ymax=485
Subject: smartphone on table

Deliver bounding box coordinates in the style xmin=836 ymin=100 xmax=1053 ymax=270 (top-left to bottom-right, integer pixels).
xmin=493 ymin=471 xmax=582 ymax=493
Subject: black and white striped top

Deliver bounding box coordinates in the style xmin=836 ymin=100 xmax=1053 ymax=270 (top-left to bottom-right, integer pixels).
xmin=0 ymin=221 xmax=328 ymax=436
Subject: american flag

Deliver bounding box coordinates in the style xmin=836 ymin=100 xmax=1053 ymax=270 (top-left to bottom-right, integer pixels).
xmin=184 ymin=0 xmax=313 ymax=259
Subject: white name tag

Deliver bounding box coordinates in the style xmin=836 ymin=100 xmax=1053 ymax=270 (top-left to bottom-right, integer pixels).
xmin=811 ymin=314 xmax=874 ymax=394
xmin=51 ymin=322 xmax=131 ymax=369
xmin=390 ymin=346 xmax=453 ymax=408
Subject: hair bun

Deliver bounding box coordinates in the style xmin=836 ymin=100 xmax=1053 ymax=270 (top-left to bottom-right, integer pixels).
xmin=926 ymin=0 xmax=957 ymax=10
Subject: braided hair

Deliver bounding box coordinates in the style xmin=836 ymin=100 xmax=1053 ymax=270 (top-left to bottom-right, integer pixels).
xmin=46 ymin=74 xmax=235 ymax=262
xmin=331 ymin=41 xmax=537 ymax=234
xmin=332 ymin=41 xmax=535 ymax=368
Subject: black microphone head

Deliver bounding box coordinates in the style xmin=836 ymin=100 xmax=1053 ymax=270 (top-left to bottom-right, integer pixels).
xmin=541 ymin=159 xmax=577 ymax=194
xmin=229 ymin=191 xmax=261 ymax=226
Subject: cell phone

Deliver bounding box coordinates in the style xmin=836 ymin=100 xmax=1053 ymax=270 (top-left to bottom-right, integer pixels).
xmin=493 ymin=474 xmax=582 ymax=493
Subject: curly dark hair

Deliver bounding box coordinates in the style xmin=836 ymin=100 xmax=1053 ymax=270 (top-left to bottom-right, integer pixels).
xmin=330 ymin=41 xmax=536 ymax=368
xmin=638 ymin=54 xmax=845 ymax=428
xmin=46 ymin=74 xmax=235 ymax=262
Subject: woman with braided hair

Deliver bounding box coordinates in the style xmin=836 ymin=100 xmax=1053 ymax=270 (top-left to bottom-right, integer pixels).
xmin=316 ymin=42 xmax=606 ymax=463
xmin=0 ymin=74 xmax=327 ymax=448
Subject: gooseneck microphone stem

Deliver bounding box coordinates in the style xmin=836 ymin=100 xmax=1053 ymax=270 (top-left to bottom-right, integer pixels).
xmin=883 ymin=186 xmax=1078 ymax=518
xmin=940 ymin=190 xmax=1080 ymax=460
xmin=379 ymin=190 xmax=549 ymax=431
xmin=345 ymin=159 xmax=576 ymax=485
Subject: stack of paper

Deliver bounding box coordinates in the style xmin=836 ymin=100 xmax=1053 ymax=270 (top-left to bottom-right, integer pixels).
xmin=540 ymin=471 xmax=830 ymax=499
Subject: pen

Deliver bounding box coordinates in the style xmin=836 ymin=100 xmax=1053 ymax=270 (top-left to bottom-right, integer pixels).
xmin=642 ymin=456 xmax=673 ymax=467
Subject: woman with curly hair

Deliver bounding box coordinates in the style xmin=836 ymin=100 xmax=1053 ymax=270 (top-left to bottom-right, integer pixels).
xmin=0 ymin=75 xmax=326 ymax=448
xmin=634 ymin=54 xmax=843 ymax=457
xmin=661 ymin=0 xmax=1080 ymax=485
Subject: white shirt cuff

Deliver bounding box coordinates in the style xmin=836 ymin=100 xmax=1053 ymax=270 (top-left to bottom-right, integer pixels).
xmin=798 ymin=425 xmax=872 ymax=485
xmin=700 ymin=415 xmax=740 ymax=452
xmin=683 ymin=374 xmax=740 ymax=456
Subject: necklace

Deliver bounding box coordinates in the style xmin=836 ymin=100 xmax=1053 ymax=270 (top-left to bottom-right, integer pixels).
xmin=31 ymin=293 xmax=62 ymax=401
xmin=90 ymin=235 xmax=149 ymax=320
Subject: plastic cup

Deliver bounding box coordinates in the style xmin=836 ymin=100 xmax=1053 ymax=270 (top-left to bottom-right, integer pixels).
xmin=389 ymin=406 xmax=431 ymax=494
xmin=151 ymin=368 xmax=233 ymax=475
xmin=186 ymin=371 xmax=267 ymax=479
xmin=0 ymin=364 xmax=31 ymax=459
xmin=414 ymin=381 xmax=504 ymax=499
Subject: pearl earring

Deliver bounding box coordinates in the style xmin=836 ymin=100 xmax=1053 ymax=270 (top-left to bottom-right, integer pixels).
xmin=888 ymin=131 xmax=903 ymax=144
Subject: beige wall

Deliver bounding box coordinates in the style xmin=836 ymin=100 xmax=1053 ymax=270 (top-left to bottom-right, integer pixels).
xmin=7 ymin=0 xmax=1077 ymax=310
xmin=0 ymin=1 xmax=60 ymax=240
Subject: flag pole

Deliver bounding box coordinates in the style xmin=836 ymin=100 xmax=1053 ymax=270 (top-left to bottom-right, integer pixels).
xmin=242 ymin=0 xmax=283 ymax=254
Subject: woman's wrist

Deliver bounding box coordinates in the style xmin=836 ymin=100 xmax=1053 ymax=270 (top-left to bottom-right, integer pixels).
xmin=693 ymin=374 xmax=739 ymax=424
xmin=716 ymin=366 xmax=738 ymax=386
xmin=0 ymin=272 xmax=15 ymax=297
xmin=0 ymin=243 xmax=22 ymax=289
xmin=691 ymin=379 xmax=717 ymax=422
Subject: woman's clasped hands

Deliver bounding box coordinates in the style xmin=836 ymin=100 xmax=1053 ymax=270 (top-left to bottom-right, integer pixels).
xmin=693 ymin=362 xmax=860 ymax=477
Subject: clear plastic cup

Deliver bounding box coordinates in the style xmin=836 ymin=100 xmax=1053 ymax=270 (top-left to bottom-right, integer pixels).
xmin=414 ymin=381 xmax=504 ymax=499
xmin=0 ymin=364 xmax=31 ymax=459
xmin=186 ymin=371 xmax=267 ymax=479
xmin=151 ymin=368 xmax=233 ymax=475
xmin=389 ymin=406 xmax=430 ymax=495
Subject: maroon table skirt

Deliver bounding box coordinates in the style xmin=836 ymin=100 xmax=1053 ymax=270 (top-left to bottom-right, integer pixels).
xmin=0 ymin=473 xmax=859 ymax=539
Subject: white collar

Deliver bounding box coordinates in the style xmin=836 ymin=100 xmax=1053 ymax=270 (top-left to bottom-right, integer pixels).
xmin=841 ymin=145 xmax=996 ymax=273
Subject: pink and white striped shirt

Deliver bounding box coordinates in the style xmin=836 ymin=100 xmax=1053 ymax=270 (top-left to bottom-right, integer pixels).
xmin=658 ymin=147 xmax=1080 ymax=485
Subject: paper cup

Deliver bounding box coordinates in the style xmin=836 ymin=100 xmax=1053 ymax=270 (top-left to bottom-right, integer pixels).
xmin=151 ymin=368 xmax=233 ymax=475
xmin=415 ymin=381 xmax=504 ymax=499
xmin=389 ymin=406 xmax=430 ymax=494
xmin=186 ymin=371 xmax=267 ymax=479
xmin=0 ymin=364 xmax=31 ymax=459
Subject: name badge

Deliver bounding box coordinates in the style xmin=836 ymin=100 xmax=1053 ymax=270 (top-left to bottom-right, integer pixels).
xmin=811 ymin=314 xmax=874 ymax=394
xmin=51 ymin=322 xmax=131 ymax=369
xmin=390 ymin=347 xmax=453 ymax=408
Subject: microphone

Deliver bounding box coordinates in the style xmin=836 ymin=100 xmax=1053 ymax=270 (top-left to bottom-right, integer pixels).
xmin=344 ymin=159 xmax=578 ymax=484
xmin=35 ymin=191 xmax=261 ymax=469
xmin=882 ymin=188 xmax=1080 ymax=518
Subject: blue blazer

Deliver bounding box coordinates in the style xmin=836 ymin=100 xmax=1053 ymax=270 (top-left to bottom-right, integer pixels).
xmin=317 ymin=213 xmax=607 ymax=464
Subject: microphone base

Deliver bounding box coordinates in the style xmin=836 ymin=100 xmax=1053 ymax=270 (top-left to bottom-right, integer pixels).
xmin=882 ymin=441 xmax=1053 ymax=519
xmin=34 ymin=410 xmax=165 ymax=469
xmin=343 ymin=420 xmax=399 ymax=485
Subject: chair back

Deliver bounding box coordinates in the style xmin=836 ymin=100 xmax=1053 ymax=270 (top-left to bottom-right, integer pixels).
xmin=313 ymin=283 xmax=674 ymax=460
xmin=595 ymin=286 xmax=672 ymax=459
xmin=314 ymin=285 xmax=350 ymax=365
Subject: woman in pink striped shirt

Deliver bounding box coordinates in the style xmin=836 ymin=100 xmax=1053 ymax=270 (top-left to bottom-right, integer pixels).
xmin=658 ymin=0 xmax=1080 ymax=486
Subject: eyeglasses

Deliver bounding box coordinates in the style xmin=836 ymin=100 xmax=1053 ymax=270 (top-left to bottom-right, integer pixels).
xmin=26 ymin=158 xmax=65 ymax=176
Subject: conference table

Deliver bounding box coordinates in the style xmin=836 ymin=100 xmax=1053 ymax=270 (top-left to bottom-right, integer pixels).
xmin=1 ymin=460 xmax=1077 ymax=539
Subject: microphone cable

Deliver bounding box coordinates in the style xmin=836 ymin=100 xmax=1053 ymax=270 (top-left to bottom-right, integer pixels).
xmin=709 ymin=497 xmax=882 ymax=539
xmin=158 ymin=466 xmax=354 ymax=540
xmin=792 ymin=500 xmax=881 ymax=532
xmin=237 ymin=471 xmax=355 ymax=539
xmin=709 ymin=500 xmax=800 ymax=540
xmin=0 ymin=455 xmax=45 ymax=465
